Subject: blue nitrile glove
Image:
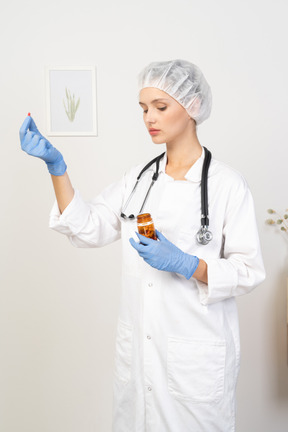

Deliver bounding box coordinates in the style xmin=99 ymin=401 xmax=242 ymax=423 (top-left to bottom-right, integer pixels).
xmin=129 ymin=229 xmax=199 ymax=279
xmin=19 ymin=115 xmax=67 ymax=176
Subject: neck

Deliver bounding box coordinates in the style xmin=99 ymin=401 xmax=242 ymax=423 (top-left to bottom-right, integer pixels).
xmin=166 ymin=126 xmax=202 ymax=168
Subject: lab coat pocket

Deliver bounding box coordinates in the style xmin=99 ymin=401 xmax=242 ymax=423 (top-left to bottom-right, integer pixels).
xmin=167 ymin=336 xmax=226 ymax=403
xmin=114 ymin=320 xmax=133 ymax=386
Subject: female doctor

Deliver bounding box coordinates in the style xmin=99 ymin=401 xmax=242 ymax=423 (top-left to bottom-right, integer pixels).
xmin=20 ymin=59 xmax=265 ymax=432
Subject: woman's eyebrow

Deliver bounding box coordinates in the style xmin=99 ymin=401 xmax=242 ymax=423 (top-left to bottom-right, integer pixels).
xmin=139 ymin=98 xmax=169 ymax=106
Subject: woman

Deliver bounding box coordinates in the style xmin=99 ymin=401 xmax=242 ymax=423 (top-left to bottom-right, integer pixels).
xmin=20 ymin=59 xmax=266 ymax=432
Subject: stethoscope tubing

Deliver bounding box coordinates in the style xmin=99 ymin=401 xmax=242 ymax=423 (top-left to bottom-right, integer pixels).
xmin=201 ymin=147 xmax=212 ymax=227
xmin=120 ymin=147 xmax=213 ymax=245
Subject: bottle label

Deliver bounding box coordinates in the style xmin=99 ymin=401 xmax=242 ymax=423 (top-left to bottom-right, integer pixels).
xmin=137 ymin=221 xmax=153 ymax=227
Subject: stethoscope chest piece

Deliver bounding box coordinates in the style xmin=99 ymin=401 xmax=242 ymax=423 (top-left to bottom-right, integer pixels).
xmin=196 ymin=226 xmax=213 ymax=245
xmin=121 ymin=146 xmax=213 ymax=246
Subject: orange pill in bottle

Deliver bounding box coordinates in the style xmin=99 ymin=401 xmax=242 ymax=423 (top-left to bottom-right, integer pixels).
xmin=137 ymin=213 xmax=157 ymax=240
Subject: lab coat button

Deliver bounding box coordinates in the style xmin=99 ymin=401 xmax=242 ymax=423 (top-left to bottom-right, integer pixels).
xmin=148 ymin=387 xmax=152 ymax=391
xmin=148 ymin=282 xmax=153 ymax=287
xmin=147 ymin=335 xmax=151 ymax=339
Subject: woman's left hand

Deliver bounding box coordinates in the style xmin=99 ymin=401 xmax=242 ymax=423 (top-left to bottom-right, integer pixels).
xmin=129 ymin=229 xmax=199 ymax=279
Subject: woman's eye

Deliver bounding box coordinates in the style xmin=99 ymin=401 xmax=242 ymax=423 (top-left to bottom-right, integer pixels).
xmin=143 ymin=107 xmax=167 ymax=114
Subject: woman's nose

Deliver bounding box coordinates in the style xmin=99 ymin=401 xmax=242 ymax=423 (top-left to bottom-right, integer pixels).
xmin=145 ymin=111 xmax=156 ymax=123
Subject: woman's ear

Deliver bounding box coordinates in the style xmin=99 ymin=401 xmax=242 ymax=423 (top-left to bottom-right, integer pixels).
xmin=189 ymin=96 xmax=201 ymax=118
xmin=189 ymin=116 xmax=197 ymax=130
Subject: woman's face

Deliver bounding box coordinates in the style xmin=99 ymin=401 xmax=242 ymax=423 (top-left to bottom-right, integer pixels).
xmin=139 ymin=87 xmax=194 ymax=144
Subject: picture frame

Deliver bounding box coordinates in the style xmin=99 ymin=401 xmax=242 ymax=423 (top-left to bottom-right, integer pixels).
xmin=46 ymin=66 xmax=98 ymax=136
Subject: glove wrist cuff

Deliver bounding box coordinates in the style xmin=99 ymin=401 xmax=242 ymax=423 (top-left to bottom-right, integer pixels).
xmin=180 ymin=253 xmax=200 ymax=280
xmin=46 ymin=159 xmax=67 ymax=176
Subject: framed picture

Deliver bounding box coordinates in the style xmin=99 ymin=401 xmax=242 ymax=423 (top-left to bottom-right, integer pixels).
xmin=46 ymin=66 xmax=97 ymax=136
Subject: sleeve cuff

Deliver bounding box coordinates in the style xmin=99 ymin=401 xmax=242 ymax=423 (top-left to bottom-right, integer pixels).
xmin=49 ymin=189 xmax=91 ymax=236
xmin=196 ymin=258 xmax=238 ymax=305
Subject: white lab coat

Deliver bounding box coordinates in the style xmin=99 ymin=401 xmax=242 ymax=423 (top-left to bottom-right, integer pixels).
xmin=49 ymin=146 xmax=265 ymax=432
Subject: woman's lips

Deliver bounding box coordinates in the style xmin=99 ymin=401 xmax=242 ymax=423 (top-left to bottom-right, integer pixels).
xmin=149 ymin=129 xmax=161 ymax=135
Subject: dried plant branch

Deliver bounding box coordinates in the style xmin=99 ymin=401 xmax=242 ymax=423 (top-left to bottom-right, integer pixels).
xmin=265 ymin=208 xmax=288 ymax=234
xmin=63 ymin=87 xmax=80 ymax=122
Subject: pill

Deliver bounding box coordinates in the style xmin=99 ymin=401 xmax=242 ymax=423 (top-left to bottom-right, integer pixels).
xmin=28 ymin=112 xmax=31 ymax=116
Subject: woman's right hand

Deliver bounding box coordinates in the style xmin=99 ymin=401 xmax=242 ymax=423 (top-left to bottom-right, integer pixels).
xmin=19 ymin=115 xmax=67 ymax=176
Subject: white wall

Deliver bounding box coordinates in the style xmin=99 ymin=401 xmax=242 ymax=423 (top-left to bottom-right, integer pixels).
xmin=1 ymin=0 xmax=288 ymax=430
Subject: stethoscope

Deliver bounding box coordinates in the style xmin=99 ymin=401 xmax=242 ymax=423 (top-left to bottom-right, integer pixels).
xmin=120 ymin=147 xmax=213 ymax=245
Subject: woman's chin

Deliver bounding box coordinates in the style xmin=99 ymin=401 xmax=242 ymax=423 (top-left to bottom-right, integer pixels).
xmin=151 ymin=136 xmax=165 ymax=144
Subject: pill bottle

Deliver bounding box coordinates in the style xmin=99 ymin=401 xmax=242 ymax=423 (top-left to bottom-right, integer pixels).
xmin=137 ymin=213 xmax=157 ymax=240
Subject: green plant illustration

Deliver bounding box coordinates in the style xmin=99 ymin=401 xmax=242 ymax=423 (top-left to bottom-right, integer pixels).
xmin=63 ymin=87 xmax=80 ymax=122
xmin=266 ymin=208 xmax=288 ymax=234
